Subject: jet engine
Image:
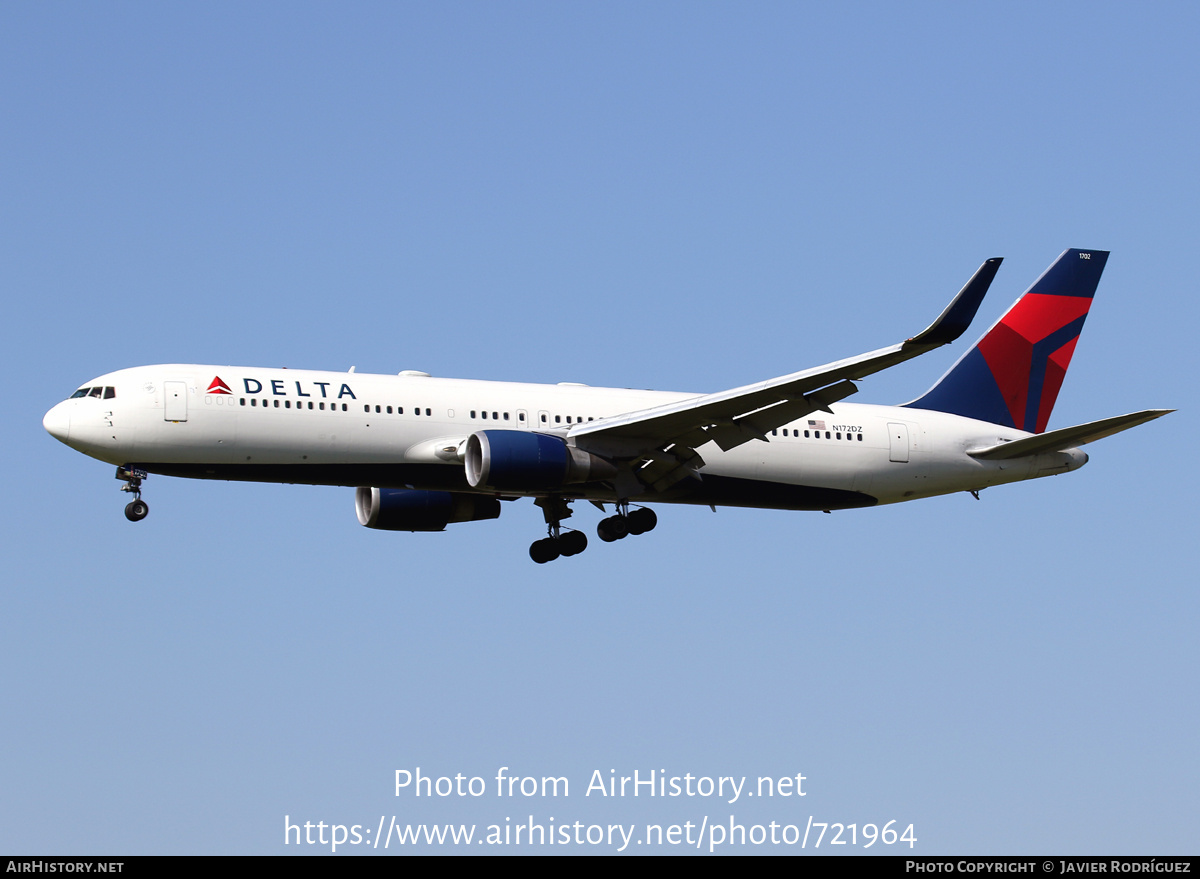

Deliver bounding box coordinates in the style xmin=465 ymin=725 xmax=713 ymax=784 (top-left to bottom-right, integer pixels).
xmin=355 ymin=487 xmax=501 ymax=532
xmin=464 ymin=430 xmax=617 ymax=492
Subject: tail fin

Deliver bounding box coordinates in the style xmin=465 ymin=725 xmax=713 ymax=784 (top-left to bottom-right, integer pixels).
xmin=904 ymin=248 xmax=1108 ymax=433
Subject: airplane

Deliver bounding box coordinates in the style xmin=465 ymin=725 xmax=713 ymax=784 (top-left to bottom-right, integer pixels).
xmin=43 ymin=248 xmax=1171 ymax=563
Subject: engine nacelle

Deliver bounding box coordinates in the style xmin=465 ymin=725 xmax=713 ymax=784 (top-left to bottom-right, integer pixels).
xmin=464 ymin=430 xmax=617 ymax=491
xmin=355 ymin=487 xmax=501 ymax=532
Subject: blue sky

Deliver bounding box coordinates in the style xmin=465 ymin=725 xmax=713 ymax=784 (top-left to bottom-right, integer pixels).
xmin=3 ymin=2 xmax=1196 ymax=854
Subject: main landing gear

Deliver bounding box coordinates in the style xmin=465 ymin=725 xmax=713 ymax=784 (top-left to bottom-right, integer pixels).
xmin=530 ymin=496 xmax=588 ymax=564
xmin=529 ymin=497 xmax=658 ymax=563
xmin=117 ymin=465 xmax=149 ymax=522
xmin=597 ymin=503 xmax=657 ymax=542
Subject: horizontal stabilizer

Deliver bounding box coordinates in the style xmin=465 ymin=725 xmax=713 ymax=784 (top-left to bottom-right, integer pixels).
xmin=967 ymin=410 xmax=1173 ymax=460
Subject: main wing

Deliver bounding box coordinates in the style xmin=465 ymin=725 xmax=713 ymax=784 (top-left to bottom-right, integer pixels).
xmin=570 ymin=258 xmax=1003 ymax=492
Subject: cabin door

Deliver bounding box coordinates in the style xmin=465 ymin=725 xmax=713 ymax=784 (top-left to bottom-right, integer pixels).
xmin=164 ymin=381 xmax=188 ymax=422
xmin=887 ymin=422 xmax=909 ymax=463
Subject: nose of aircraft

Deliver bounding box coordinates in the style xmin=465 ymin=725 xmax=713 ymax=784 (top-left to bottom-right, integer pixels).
xmin=43 ymin=401 xmax=71 ymax=443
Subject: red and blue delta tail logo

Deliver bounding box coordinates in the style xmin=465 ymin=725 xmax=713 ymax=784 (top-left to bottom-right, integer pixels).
xmin=206 ymin=376 xmax=233 ymax=395
xmin=905 ymin=249 xmax=1108 ymax=434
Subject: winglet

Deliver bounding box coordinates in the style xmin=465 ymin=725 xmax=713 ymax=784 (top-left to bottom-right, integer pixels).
xmin=907 ymin=258 xmax=1003 ymax=347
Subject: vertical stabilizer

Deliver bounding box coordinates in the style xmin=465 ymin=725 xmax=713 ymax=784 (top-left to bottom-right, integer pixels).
xmin=904 ymin=249 xmax=1108 ymax=433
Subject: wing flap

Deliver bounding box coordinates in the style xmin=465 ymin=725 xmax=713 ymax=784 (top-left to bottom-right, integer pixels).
xmin=641 ymin=446 xmax=706 ymax=492
xmin=705 ymin=379 xmax=859 ymax=452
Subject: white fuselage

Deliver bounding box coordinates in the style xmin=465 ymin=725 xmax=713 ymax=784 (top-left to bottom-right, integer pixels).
xmin=43 ymin=364 xmax=1087 ymax=511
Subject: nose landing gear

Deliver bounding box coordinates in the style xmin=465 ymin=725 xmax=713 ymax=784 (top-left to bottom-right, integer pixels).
xmin=117 ymin=465 xmax=149 ymax=522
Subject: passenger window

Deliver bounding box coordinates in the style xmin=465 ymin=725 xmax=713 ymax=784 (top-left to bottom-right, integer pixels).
xmin=319 ymin=402 xmax=325 ymax=410
xmin=426 ymin=408 xmax=431 ymax=416
xmin=240 ymin=398 xmax=246 ymax=406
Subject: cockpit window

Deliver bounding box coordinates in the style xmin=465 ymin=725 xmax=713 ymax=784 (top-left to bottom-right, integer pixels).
xmin=69 ymin=386 xmax=115 ymax=399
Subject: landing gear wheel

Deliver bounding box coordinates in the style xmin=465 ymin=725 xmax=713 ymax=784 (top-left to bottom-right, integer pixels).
xmin=597 ymin=515 xmax=629 ymax=542
xmin=626 ymin=507 xmax=657 ymax=534
xmin=116 ymin=466 xmax=149 ymax=521
xmin=558 ymin=530 xmax=588 ymax=557
xmin=529 ymin=537 xmax=561 ymax=564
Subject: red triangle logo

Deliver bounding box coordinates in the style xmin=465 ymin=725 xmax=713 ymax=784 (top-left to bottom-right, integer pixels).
xmin=207 ymin=376 xmax=233 ymax=395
